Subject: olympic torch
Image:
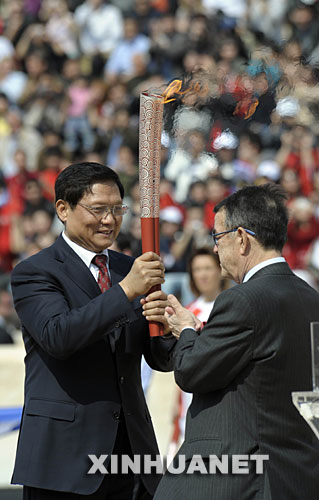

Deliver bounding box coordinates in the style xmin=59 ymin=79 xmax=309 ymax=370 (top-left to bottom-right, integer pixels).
xmin=139 ymin=91 xmax=164 ymax=337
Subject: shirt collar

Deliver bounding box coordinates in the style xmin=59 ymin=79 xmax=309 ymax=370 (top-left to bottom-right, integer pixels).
xmin=62 ymin=231 xmax=109 ymax=269
xmin=243 ymin=257 xmax=286 ymax=283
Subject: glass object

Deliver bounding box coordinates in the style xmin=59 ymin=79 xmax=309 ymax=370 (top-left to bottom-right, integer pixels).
xmin=292 ymin=322 xmax=319 ymax=439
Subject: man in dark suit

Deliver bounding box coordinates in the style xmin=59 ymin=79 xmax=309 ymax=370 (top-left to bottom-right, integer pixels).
xmin=11 ymin=162 xmax=175 ymax=499
xmin=151 ymin=184 xmax=319 ymax=500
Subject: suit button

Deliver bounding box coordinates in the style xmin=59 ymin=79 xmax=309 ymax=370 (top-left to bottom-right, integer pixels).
xmin=113 ymin=411 xmax=120 ymax=420
xmin=119 ymin=376 xmax=124 ymax=384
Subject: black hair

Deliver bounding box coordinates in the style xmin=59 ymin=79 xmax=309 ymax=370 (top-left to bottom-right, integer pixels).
xmin=240 ymin=130 xmax=263 ymax=152
xmin=25 ymin=178 xmax=41 ymax=187
xmin=0 ymin=171 xmax=6 ymax=190
xmin=214 ymin=184 xmax=288 ymax=252
xmin=114 ymin=232 xmax=132 ymax=253
xmin=44 ymin=146 xmax=63 ymax=158
xmin=55 ymin=162 xmax=124 ymax=208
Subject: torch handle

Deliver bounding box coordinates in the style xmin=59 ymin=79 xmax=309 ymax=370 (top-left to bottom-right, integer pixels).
xmin=141 ymin=217 xmax=164 ymax=337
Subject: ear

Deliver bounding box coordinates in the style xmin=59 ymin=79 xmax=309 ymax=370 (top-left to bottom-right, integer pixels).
xmin=56 ymin=199 xmax=69 ymax=224
xmin=237 ymin=227 xmax=249 ymax=256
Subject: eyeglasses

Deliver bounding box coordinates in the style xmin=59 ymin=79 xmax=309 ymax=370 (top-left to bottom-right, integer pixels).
xmin=212 ymin=227 xmax=256 ymax=246
xmin=78 ymin=203 xmax=129 ymax=219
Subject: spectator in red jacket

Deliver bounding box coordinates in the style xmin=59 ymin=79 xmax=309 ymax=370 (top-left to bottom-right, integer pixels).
xmin=283 ymin=197 xmax=319 ymax=284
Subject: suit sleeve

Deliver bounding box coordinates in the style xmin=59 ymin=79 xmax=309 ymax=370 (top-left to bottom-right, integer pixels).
xmin=174 ymin=287 xmax=255 ymax=393
xmin=143 ymin=334 xmax=176 ymax=372
xmin=11 ymin=260 xmax=139 ymax=360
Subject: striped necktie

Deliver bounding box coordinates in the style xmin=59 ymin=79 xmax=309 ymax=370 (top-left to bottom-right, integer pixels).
xmin=92 ymin=255 xmax=111 ymax=293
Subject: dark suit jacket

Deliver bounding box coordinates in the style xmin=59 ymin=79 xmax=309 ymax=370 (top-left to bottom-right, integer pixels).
xmin=154 ymin=263 xmax=319 ymax=500
xmin=11 ymin=235 xmax=175 ymax=495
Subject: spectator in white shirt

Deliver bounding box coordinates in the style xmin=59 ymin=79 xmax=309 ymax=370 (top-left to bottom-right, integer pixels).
xmin=104 ymin=16 xmax=150 ymax=85
xmin=74 ymin=0 xmax=123 ymax=56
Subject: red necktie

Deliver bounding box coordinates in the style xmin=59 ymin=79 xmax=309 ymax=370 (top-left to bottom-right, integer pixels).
xmin=92 ymin=255 xmax=111 ymax=293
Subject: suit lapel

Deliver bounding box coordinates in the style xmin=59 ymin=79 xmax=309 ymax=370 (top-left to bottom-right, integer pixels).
xmin=52 ymin=235 xmax=101 ymax=299
xmin=108 ymin=251 xmax=125 ymax=286
xmin=52 ymin=236 xmax=128 ymax=352
xmin=108 ymin=251 xmax=128 ymax=349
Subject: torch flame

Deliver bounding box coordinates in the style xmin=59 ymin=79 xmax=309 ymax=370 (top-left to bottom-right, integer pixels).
xmin=233 ymin=95 xmax=259 ymax=120
xmin=162 ymin=78 xmax=208 ymax=104
xmin=161 ymin=75 xmax=259 ymax=120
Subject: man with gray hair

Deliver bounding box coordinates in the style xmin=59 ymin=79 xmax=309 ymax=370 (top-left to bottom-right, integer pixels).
xmin=149 ymin=184 xmax=319 ymax=500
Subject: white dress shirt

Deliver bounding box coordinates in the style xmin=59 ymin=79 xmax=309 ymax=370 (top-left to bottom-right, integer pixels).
xmin=62 ymin=231 xmax=110 ymax=282
xmin=242 ymin=257 xmax=286 ymax=283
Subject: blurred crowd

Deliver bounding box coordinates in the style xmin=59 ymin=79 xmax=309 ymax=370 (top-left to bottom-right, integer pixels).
xmin=1 ymin=0 xmax=319 ymax=343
